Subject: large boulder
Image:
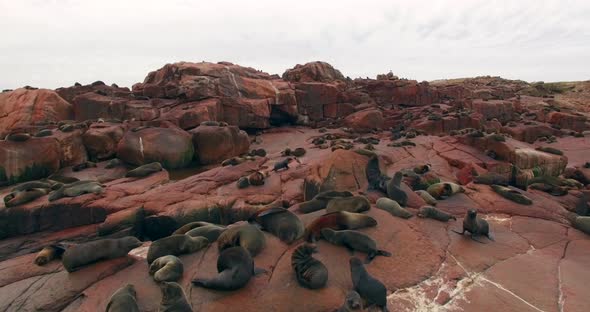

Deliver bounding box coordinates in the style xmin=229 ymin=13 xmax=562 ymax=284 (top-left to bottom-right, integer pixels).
xmin=546 ymin=112 xmax=588 ymax=132
xmin=468 ymin=99 xmax=516 ymax=122
xmin=159 ymin=98 xmax=221 ymax=130
xmin=282 ymin=61 xmax=345 ymax=82
xmin=343 ymin=108 xmax=384 ymax=132
xmin=189 ymin=125 xmax=249 ymax=165
xmin=52 ymin=129 xmax=89 ymax=167
xmin=82 ymin=122 xmax=127 ymax=161
xmin=71 ymin=92 xmax=128 ymax=121
xmin=362 ymin=79 xmax=438 ymax=106
xmin=55 ymin=81 xmax=131 ymax=104
xmin=0 ymin=89 xmax=73 ymax=136
xmin=117 ymin=126 xmax=194 ymax=169
xmin=0 ymin=137 xmax=61 ymax=185
xmin=295 ymin=82 xmax=342 ymax=121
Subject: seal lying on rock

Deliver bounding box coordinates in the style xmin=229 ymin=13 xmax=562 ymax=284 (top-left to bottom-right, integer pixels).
xmin=149 ymin=255 xmax=184 ymax=282
xmin=350 ymin=257 xmax=388 ymax=311
xmin=415 ymin=190 xmax=437 ymax=205
xmin=322 ymin=229 xmax=391 ymax=263
xmin=452 ymin=209 xmax=494 ymax=243
xmin=48 ymin=180 xmax=104 ymax=201
xmin=4 ymin=188 xmax=48 ymax=207
xmin=249 ymin=207 xmax=304 ymax=244
xmin=61 ymin=236 xmax=142 ymax=272
xmin=273 ymin=157 xmax=299 ymax=172
xmin=11 ymin=181 xmax=53 ymax=192
xmin=192 ymin=246 xmax=266 ymax=291
xmin=427 ymin=182 xmax=464 ymax=199
xmin=305 ymin=211 xmax=378 ymax=242
xmin=291 ymin=243 xmax=328 ymax=289
xmin=297 ymin=190 xmax=354 ymax=214
xmin=570 ymin=215 xmax=590 ymax=235
xmin=125 ymin=162 xmax=163 ymax=178
xmin=5 ymin=132 xmax=31 ymax=142
xmin=376 ymin=197 xmax=413 ymax=219
xmin=173 ymin=221 xmax=227 ymax=242
xmin=159 ymin=282 xmax=192 ymax=312
xmin=491 ymin=185 xmax=533 ymax=205
xmin=34 ymin=245 xmax=66 ymax=266
xmin=217 ymin=223 xmax=266 ymax=257
xmin=336 ymin=290 xmax=363 ymax=312
xmin=106 ymin=284 xmax=140 ymax=312
xmin=147 ymin=234 xmax=209 ymax=264
xmin=72 ymin=161 xmax=97 ymax=172
xmin=105 ymin=158 xmax=123 ymax=169
xmin=417 ymin=206 xmax=456 ymax=222
xmin=326 ymin=196 xmax=371 ymax=214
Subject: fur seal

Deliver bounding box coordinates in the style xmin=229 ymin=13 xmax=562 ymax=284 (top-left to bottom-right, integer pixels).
xmin=48 ymin=180 xmax=103 ymax=201
xmin=175 ymin=222 xmax=227 ymax=242
xmin=125 ymin=162 xmax=163 ymax=178
xmin=149 ymin=255 xmax=184 ymax=282
xmin=349 ymin=257 xmax=388 ymax=311
xmin=249 ymin=207 xmax=304 ymax=244
xmin=72 ymin=161 xmax=97 ymax=172
xmin=47 ymin=174 xmax=79 ymax=184
xmin=297 ymin=190 xmax=354 ymax=214
xmin=236 ymin=176 xmax=250 ymax=189
xmin=11 ymin=181 xmax=53 ymax=192
xmin=4 ymin=188 xmax=48 ymax=207
xmin=414 ymin=164 xmax=431 ymax=174
xmin=366 ymin=156 xmax=389 ymax=192
xmin=452 ymin=209 xmax=494 ymax=243
xmin=192 ymin=246 xmax=266 ymax=290
xmin=491 ymin=185 xmax=533 ymax=205
xmin=34 ymin=129 xmax=53 ymax=137
xmin=159 ymin=282 xmax=192 ymax=312
xmin=427 ymin=182 xmax=464 ymax=199
xmin=106 ymin=284 xmax=140 ymax=312
xmin=147 ymin=234 xmax=209 ymax=264
xmin=5 ymin=132 xmax=31 ymax=142
xmin=375 ymin=197 xmax=413 ymax=219
xmin=291 ymin=243 xmax=328 ymax=289
xmin=336 ymin=290 xmax=363 ymax=312
xmin=61 ymin=236 xmax=142 ymax=272
xmin=417 ymin=206 xmax=456 ymax=222
xmin=273 ymin=157 xmax=298 ymax=171
xmin=105 ymin=158 xmax=123 ymax=169
xmin=415 ymin=190 xmax=437 ymax=205
xmin=325 ymin=196 xmax=371 ymax=214
xmin=34 ymin=245 xmax=65 ymax=266
xmin=322 ymin=229 xmax=391 ymax=263
xmin=474 ymin=173 xmax=509 ymax=186
xmin=217 ymin=223 xmax=266 ymax=256
xmin=575 ymin=192 xmax=589 ymax=216
xmin=305 ymin=211 xmax=378 ymax=242
xmin=571 ymin=216 xmax=590 ymax=235
xmin=283 ymin=147 xmax=306 ymax=157
xmin=59 ymin=123 xmax=74 ymax=132
xmin=386 ymin=172 xmax=408 ymax=207
xmin=248 ymin=171 xmax=265 ymax=186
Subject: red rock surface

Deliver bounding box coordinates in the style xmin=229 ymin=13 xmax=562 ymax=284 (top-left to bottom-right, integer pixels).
xmin=0 ymin=63 xmax=589 ymax=312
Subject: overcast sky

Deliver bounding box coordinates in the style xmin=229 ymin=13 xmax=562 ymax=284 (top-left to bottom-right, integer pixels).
xmin=1 ymin=0 xmax=589 ymax=89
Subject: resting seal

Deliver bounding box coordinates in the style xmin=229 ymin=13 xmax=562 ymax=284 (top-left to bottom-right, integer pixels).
xmin=571 ymin=215 xmax=590 ymax=235
xmin=326 ymin=196 xmax=371 ymax=214
xmin=106 ymin=284 xmax=140 ymax=312
xmin=305 ymin=211 xmax=377 ymax=242
xmin=34 ymin=245 xmax=65 ymax=266
xmin=491 ymin=185 xmax=533 ymax=205
xmin=297 ymin=190 xmax=354 ymax=214
xmin=473 ymin=173 xmax=509 ymax=186
xmin=4 ymin=188 xmax=48 ymax=207
xmin=217 ymin=223 xmax=266 ymax=256
xmin=105 ymin=158 xmax=123 ymax=169
xmin=72 ymin=161 xmax=97 ymax=172
xmin=322 ymin=229 xmax=391 ymax=263
xmin=427 ymin=182 xmax=464 ymax=199
xmin=249 ymin=207 xmax=304 ymax=244
xmin=34 ymin=129 xmax=53 ymax=137
xmin=336 ymin=290 xmax=363 ymax=312
xmin=350 ymin=257 xmax=388 ymax=311
xmin=173 ymin=221 xmax=227 ymax=242
xmin=375 ymin=197 xmax=413 ymax=219
xmin=192 ymin=246 xmax=266 ymax=290
xmin=273 ymin=157 xmax=299 ymax=171
xmin=386 ymin=172 xmax=408 ymax=207
xmin=149 ymin=255 xmax=184 ymax=282
xmin=147 ymin=234 xmax=209 ymax=264
xmin=11 ymin=181 xmax=53 ymax=192
xmin=159 ymin=282 xmax=192 ymax=312
xmin=452 ymin=209 xmax=494 ymax=243
xmin=417 ymin=206 xmax=456 ymax=222
xmin=61 ymin=236 xmax=142 ymax=272
xmin=125 ymin=162 xmax=163 ymax=178
xmin=48 ymin=180 xmax=103 ymax=201
xmin=291 ymin=243 xmax=328 ymax=289
xmin=5 ymin=132 xmax=31 ymax=142
xmin=415 ymin=190 xmax=437 ymax=206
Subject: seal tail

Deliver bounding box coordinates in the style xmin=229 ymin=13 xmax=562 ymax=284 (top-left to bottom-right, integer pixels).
xmin=487 ymin=233 xmax=495 ymax=242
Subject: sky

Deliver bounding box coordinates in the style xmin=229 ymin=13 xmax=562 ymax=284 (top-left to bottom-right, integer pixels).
xmin=0 ymin=0 xmax=589 ymax=89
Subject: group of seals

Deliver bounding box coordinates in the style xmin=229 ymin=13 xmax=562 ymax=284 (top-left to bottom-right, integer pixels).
xmin=236 ymin=171 xmax=266 ymax=189
xmin=282 ymin=147 xmax=306 ymax=157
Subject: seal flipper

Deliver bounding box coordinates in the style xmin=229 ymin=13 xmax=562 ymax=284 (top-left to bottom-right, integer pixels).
xmin=253 ymin=267 xmax=267 ymax=276
xmin=377 ymin=250 xmax=392 ymax=257
xmin=486 ymin=233 xmax=495 ymax=242
xmin=191 ymin=278 xmax=207 ymax=287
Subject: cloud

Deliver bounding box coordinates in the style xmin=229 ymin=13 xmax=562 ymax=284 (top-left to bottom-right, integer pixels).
xmin=0 ymin=0 xmax=588 ymax=89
